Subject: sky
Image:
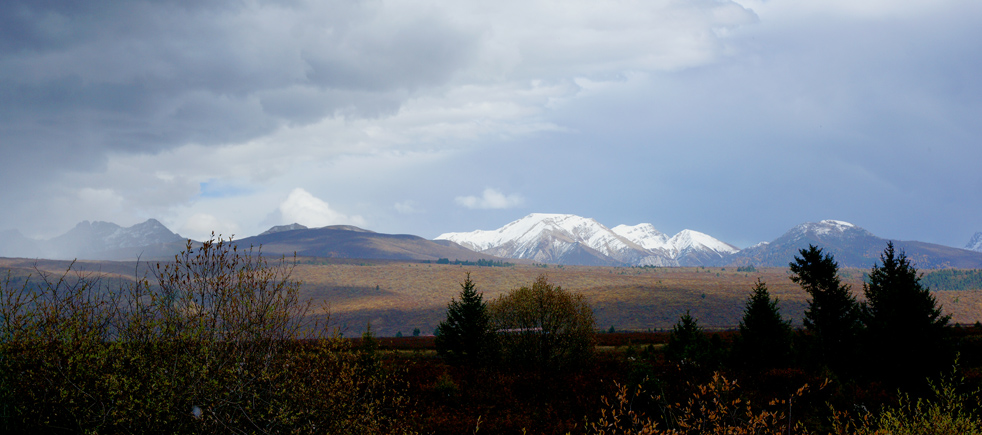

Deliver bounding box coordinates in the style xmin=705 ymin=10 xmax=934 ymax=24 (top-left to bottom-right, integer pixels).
xmin=1 ymin=0 xmax=980 ymax=250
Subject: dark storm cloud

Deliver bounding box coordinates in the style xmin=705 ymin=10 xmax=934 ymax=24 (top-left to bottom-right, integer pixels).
xmin=2 ymin=0 xmax=978 ymax=249
xmin=0 ymin=0 xmax=476 ymax=157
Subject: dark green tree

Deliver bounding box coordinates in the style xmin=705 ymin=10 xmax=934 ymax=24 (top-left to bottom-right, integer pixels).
xmin=862 ymin=242 xmax=952 ymax=387
xmin=733 ymin=279 xmax=792 ymax=370
xmin=789 ymin=245 xmax=862 ymax=373
xmin=665 ymin=310 xmax=713 ymax=366
xmin=435 ymin=273 xmax=499 ymax=366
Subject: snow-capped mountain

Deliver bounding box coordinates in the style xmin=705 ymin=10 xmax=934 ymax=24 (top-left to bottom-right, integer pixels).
xmin=730 ymin=219 xmax=880 ymax=268
xmin=610 ymin=224 xmax=739 ymax=266
xmin=610 ymin=224 xmax=671 ymax=251
xmin=966 ymin=232 xmax=982 ymax=252
xmin=730 ymin=220 xmax=982 ymax=269
xmin=436 ymin=213 xmax=737 ymax=267
xmin=670 ymin=229 xmax=741 ymax=265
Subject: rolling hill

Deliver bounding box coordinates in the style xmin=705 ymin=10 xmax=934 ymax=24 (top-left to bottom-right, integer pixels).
xmin=234 ymin=224 xmax=508 ymax=262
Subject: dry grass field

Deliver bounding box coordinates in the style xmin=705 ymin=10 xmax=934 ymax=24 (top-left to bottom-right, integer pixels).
xmin=289 ymin=261 xmax=982 ymax=337
xmin=3 ymin=257 xmax=980 ymax=337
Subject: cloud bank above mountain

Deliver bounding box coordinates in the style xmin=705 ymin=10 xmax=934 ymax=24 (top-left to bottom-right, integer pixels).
xmin=1 ymin=0 xmax=980 ymax=247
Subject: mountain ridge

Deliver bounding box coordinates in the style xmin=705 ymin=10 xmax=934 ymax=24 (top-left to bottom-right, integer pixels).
xmin=2 ymin=216 xmax=980 ymax=269
xmin=436 ymin=213 xmax=738 ymax=267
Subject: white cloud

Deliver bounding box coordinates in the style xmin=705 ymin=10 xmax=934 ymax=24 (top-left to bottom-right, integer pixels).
xmin=394 ymin=200 xmax=422 ymax=214
xmin=278 ymin=188 xmax=366 ymax=228
xmin=455 ymin=188 xmax=524 ymax=210
xmin=180 ymin=213 xmax=241 ymax=241
xmin=77 ymin=188 xmax=124 ymax=214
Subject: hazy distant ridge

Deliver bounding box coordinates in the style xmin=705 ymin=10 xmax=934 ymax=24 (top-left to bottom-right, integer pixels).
xmin=2 ymin=217 xmax=981 ymax=268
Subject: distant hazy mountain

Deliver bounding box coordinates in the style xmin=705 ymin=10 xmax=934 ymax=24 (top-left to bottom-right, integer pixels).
xmin=237 ymin=225 xmax=504 ymax=262
xmin=0 ymin=229 xmax=41 ymax=258
xmin=435 ymin=213 xmax=737 ymax=266
xmin=731 ymin=220 xmax=982 ymax=269
xmin=40 ymin=219 xmax=187 ymax=260
xmin=967 ymin=232 xmax=982 ymax=253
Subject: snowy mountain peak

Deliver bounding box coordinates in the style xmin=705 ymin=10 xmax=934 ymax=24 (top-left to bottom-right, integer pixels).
xmin=439 ymin=214 xmax=738 ymax=266
xmin=436 ymin=213 xmax=627 ymax=259
xmin=790 ymin=219 xmax=867 ymax=238
xmin=611 ymin=224 xmax=670 ymax=251
xmin=966 ymin=232 xmax=982 ymax=252
xmin=818 ymin=219 xmax=855 ymax=229
xmin=670 ymin=229 xmax=740 ymax=256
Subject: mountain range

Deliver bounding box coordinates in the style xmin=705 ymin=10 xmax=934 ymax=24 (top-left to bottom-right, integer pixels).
xmin=0 ymin=219 xmax=186 ymax=261
xmin=1 ymin=215 xmax=981 ymax=269
xmin=438 ymin=214 xmax=982 ymax=269
xmin=435 ymin=213 xmax=738 ymax=267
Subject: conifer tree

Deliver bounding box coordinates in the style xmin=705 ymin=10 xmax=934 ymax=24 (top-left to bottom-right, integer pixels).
xmin=666 ymin=310 xmax=712 ymax=366
xmin=734 ymin=279 xmax=792 ymax=370
xmin=789 ymin=245 xmax=861 ymax=373
xmin=435 ymin=273 xmax=499 ymax=366
xmin=863 ymin=242 xmax=951 ymax=387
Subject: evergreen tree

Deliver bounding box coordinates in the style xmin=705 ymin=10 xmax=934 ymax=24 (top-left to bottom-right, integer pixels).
xmin=863 ymin=242 xmax=952 ymax=387
xmin=789 ymin=245 xmax=862 ymax=374
xmin=734 ymin=279 xmax=792 ymax=370
xmin=435 ymin=273 xmax=499 ymax=366
xmin=665 ymin=311 xmax=712 ymax=366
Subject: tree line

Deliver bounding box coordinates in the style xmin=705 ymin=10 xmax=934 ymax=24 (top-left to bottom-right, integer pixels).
xmin=664 ymin=242 xmax=952 ymax=389
xmin=436 ymin=241 xmax=955 ymax=389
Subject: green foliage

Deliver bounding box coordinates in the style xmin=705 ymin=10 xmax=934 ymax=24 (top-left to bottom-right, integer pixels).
xmin=490 ymin=275 xmax=596 ymax=371
xmin=832 ymin=365 xmax=982 ymax=435
xmin=736 ymin=265 xmax=757 ymax=273
xmin=0 ymin=237 xmax=416 ymax=434
xmin=435 ymin=273 xmax=499 ymax=366
xmin=733 ymin=279 xmax=792 ymax=370
xmin=922 ymin=269 xmax=982 ymax=291
xmin=665 ymin=311 xmax=714 ymax=366
xmin=862 ymin=242 xmax=952 ymax=386
xmin=789 ymin=244 xmax=862 ymax=373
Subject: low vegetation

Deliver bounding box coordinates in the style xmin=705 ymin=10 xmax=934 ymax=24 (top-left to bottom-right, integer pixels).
xmin=2 ymin=241 xmax=982 ymax=433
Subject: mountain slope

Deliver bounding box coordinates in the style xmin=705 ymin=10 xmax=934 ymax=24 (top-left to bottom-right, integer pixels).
xmin=237 ymin=225 xmax=506 ymax=262
xmin=729 ymin=220 xmax=982 ymax=269
xmin=37 ymin=219 xmax=186 ymax=260
xmin=966 ymin=232 xmax=982 ymax=252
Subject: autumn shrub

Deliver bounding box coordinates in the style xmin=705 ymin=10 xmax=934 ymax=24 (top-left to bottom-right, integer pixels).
xmin=490 ymin=275 xmax=596 ymax=371
xmin=589 ymin=372 xmax=818 ymax=435
xmin=0 ymin=237 xmax=416 ymax=434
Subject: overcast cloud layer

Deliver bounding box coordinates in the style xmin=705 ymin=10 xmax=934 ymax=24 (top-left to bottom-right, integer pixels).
xmin=1 ymin=0 xmax=980 ymax=249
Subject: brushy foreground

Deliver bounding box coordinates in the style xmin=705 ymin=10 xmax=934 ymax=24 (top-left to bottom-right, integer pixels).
xmin=3 ymin=238 xmax=982 ymax=434
xmin=0 ymin=238 xmax=415 ymax=434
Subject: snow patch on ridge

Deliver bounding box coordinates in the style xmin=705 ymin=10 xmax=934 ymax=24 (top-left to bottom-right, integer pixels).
xmin=611 ymin=224 xmax=670 ymax=251
xmin=966 ymin=232 xmax=982 ymax=252
xmin=669 ymin=229 xmax=739 ymax=256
